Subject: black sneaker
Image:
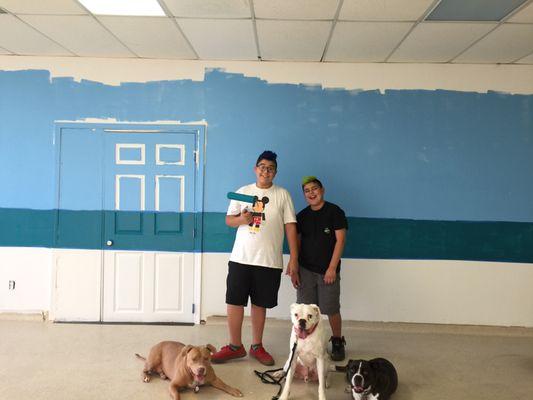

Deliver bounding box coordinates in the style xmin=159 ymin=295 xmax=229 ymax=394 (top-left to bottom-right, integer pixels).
xmin=330 ymin=336 xmax=346 ymax=361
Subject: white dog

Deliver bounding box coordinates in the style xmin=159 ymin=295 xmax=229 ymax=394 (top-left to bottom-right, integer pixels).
xmin=277 ymin=303 xmax=330 ymax=400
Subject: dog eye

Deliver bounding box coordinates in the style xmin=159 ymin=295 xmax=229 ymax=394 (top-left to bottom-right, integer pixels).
xmin=307 ymin=314 xmax=312 ymax=319
xmin=294 ymin=313 xmax=298 ymax=318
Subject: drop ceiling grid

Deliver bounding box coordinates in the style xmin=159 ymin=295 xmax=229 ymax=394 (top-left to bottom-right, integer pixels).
xmin=338 ymin=0 xmax=436 ymax=21
xmin=0 ymin=14 xmax=72 ymax=56
xmin=162 ymin=0 xmax=251 ymax=18
xmin=0 ymin=0 xmax=530 ymax=64
xmin=19 ymin=14 xmax=135 ymax=57
xmin=177 ymin=18 xmax=257 ymax=60
xmin=389 ymin=22 xmax=497 ymax=62
xmin=325 ymin=21 xmax=414 ymax=62
xmin=0 ymin=0 xmax=87 ymax=15
xmin=256 ymin=20 xmax=332 ymax=61
xmin=508 ymin=1 xmax=533 ymax=22
xmin=454 ymin=23 xmax=533 ymax=63
xmin=98 ymin=16 xmax=196 ymax=59
xmin=253 ymin=0 xmax=340 ymax=20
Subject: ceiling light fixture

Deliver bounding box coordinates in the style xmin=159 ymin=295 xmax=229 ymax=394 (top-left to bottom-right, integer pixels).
xmin=78 ymin=0 xmax=165 ymax=16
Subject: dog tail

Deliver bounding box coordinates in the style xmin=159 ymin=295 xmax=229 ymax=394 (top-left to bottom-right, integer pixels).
xmin=135 ymin=353 xmax=146 ymax=361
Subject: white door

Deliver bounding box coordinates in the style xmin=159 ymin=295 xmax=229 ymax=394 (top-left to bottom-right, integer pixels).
xmin=102 ymin=130 xmax=197 ymax=323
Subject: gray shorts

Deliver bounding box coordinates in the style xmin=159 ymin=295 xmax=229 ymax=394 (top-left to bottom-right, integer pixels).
xmin=296 ymin=267 xmax=340 ymax=316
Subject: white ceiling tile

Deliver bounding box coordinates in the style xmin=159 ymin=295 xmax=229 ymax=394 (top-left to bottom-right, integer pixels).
xmin=0 ymin=14 xmax=71 ymax=55
xmin=325 ymin=21 xmax=413 ymax=62
xmin=340 ymin=0 xmax=434 ymax=21
xmin=257 ymin=20 xmax=332 ymax=61
xmin=390 ymin=22 xmax=496 ymax=62
xmin=163 ymin=0 xmax=250 ymax=18
xmin=0 ymin=0 xmax=87 ymax=15
xmin=20 ymin=15 xmax=134 ymax=57
xmin=454 ymin=23 xmax=533 ymax=64
xmin=98 ymin=16 xmax=196 ymax=59
xmin=177 ymin=19 xmax=256 ymax=60
xmin=508 ymin=2 xmax=533 ymax=23
xmin=515 ymin=50 xmax=533 ymax=63
xmin=254 ymin=0 xmax=340 ymax=20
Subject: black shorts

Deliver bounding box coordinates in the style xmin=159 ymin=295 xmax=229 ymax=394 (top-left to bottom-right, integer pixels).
xmin=226 ymin=261 xmax=282 ymax=309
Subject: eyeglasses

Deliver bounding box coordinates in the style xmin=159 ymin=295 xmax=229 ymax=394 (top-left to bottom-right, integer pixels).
xmin=257 ymin=164 xmax=276 ymax=173
xmin=304 ymin=185 xmax=321 ymax=194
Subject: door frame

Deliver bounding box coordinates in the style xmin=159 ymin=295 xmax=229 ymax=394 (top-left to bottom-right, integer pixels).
xmin=51 ymin=121 xmax=206 ymax=324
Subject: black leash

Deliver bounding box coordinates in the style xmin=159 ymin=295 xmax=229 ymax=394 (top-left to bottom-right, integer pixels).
xmin=254 ymin=341 xmax=298 ymax=400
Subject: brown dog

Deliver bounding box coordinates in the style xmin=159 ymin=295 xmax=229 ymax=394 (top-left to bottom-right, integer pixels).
xmin=136 ymin=341 xmax=243 ymax=399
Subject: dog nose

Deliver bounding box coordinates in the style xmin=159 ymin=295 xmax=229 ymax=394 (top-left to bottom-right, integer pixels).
xmin=298 ymin=319 xmax=306 ymax=329
xmin=198 ymin=367 xmax=205 ymax=375
xmin=354 ymin=375 xmax=363 ymax=386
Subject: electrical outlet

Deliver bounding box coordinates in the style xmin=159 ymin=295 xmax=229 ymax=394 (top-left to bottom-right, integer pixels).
xmin=8 ymin=280 xmax=15 ymax=290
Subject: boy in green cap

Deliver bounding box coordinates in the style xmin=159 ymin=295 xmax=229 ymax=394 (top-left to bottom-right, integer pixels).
xmin=288 ymin=176 xmax=348 ymax=361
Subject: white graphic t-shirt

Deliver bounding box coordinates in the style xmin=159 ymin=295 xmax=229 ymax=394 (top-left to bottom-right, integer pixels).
xmin=227 ymin=183 xmax=296 ymax=269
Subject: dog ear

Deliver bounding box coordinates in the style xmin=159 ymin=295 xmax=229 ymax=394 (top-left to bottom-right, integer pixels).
xmin=179 ymin=345 xmax=194 ymax=357
xmin=310 ymin=304 xmax=321 ymax=318
xmin=206 ymin=344 xmax=217 ymax=353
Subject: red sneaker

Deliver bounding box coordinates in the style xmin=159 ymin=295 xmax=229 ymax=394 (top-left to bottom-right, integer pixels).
xmin=211 ymin=344 xmax=246 ymax=364
xmin=249 ymin=344 xmax=275 ymax=366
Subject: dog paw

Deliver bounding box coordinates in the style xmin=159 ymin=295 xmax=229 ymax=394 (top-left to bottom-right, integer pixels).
xmin=231 ymin=389 xmax=243 ymax=397
xmin=143 ymin=376 xmax=151 ymax=383
xmin=159 ymin=372 xmax=167 ymax=379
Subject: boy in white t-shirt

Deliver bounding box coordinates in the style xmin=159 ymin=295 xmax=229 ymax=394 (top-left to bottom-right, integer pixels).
xmin=211 ymin=151 xmax=299 ymax=366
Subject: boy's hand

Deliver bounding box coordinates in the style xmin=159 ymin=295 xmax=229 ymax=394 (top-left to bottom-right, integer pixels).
xmin=323 ymin=268 xmax=336 ymax=285
xmin=286 ymin=260 xmax=300 ymax=289
xmin=241 ymin=208 xmax=253 ymax=225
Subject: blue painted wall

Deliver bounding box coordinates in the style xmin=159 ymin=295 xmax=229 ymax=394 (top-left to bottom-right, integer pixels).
xmin=1 ymin=68 xmax=532 ymax=261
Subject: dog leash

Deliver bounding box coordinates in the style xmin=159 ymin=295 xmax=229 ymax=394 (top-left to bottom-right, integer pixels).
xmin=254 ymin=341 xmax=297 ymax=400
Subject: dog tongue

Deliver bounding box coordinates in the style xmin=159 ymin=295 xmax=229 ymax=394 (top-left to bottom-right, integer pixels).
xmin=297 ymin=328 xmax=308 ymax=339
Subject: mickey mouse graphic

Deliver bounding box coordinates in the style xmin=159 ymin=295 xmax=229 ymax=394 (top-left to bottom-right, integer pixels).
xmin=249 ymin=196 xmax=269 ymax=232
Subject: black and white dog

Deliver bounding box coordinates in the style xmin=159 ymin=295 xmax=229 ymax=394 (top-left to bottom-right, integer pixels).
xmin=337 ymin=358 xmax=398 ymax=400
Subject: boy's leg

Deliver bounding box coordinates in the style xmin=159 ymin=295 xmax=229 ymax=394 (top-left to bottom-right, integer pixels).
xmin=328 ymin=312 xmax=342 ymax=338
xmin=318 ymin=274 xmax=345 ymax=361
xmin=251 ymin=303 xmax=266 ymax=345
xmin=211 ymin=262 xmax=249 ymax=363
xmin=248 ymin=266 xmax=281 ymax=366
xmin=228 ymin=304 xmax=245 ymax=346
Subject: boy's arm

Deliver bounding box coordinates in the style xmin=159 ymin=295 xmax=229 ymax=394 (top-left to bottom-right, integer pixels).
xmin=323 ymin=228 xmax=346 ymax=284
xmin=285 ymin=222 xmax=300 ymax=288
xmin=225 ymin=209 xmax=252 ymax=227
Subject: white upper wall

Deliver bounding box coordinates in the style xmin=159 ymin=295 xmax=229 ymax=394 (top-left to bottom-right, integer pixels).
xmin=1 ymin=56 xmax=533 ymax=94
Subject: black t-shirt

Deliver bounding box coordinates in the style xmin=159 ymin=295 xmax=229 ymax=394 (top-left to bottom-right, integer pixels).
xmin=297 ymin=201 xmax=348 ymax=275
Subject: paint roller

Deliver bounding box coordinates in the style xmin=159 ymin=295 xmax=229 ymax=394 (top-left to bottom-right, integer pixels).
xmin=227 ymin=192 xmax=256 ymax=204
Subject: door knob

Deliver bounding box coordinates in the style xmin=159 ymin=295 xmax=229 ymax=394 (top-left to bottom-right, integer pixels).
xmin=106 ymin=240 xmax=113 ymax=246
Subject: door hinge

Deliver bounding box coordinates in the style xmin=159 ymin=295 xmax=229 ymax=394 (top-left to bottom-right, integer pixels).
xmin=194 ymin=150 xmax=199 ymax=168
xmin=193 ymin=228 xmax=196 ymax=238
xmin=192 ymin=303 xmax=196 ymax=314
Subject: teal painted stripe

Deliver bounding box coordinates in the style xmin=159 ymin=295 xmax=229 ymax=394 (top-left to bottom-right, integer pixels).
xmin=1 ymin=208 xmax=533 ymax=263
